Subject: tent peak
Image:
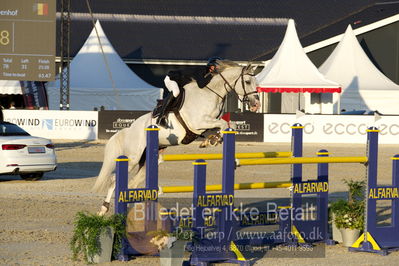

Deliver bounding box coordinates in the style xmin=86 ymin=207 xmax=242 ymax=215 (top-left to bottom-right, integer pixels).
xmin=46 ymin=19 xmax=161 ymax=111
xmin=256 ymin=18 xmax=340 ymax=92
xmin=319 ymin=23 xmax=399 ymax=114
xmin=346 ymin=24 xmax=353 ymax=31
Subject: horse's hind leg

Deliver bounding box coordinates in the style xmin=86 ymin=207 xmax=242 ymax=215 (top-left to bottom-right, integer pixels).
xmin=128 ymin=151 xmax=147 ymax=189
xmin=128 ymin=165 xmax=146 ymax=189
xmin=98 ymin=162 xmax=137 ymax=216
xmin=98 ymin=142 xmax=143 ymax=215
xmin=98 ymin=181 xmax=116 ymax=215
xmin=128 ymin=148 xmax=165 ymax=189
xmin=99 ymin=147 xmax=146 ymax=215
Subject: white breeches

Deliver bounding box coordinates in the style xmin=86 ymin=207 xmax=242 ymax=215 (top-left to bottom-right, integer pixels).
xmin=164 ymin=76 xmax=180 ymax=97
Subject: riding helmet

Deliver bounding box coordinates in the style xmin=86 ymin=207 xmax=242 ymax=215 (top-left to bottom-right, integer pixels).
xmin=206 ymin=56 xmax=222 ymax=67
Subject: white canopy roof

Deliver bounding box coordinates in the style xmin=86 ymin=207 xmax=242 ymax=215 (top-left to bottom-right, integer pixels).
xmin=256 ymin=19 xmax=341 ymax=93
xmin=47 ymin=20 xmax=161 ymax=110
xmin=0 ymin=80 xmax=22 ymax=95
xmin=319 ymin=25 xmax=399 ymax=114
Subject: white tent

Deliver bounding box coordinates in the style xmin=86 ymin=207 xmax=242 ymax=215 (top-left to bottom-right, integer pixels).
xmin=319 ymin=25 xmax=399 ymax=114
xmin=0 ymin=80 xmax=22 ymax=95
xmin=47 ymin=20 xmax=161 ymax=111
xmin=256 ymin=19 xmax=341 ymax=114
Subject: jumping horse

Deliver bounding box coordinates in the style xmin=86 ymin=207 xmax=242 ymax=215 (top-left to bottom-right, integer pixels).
xmin=93 ymin=60 xmax=261 ymax=215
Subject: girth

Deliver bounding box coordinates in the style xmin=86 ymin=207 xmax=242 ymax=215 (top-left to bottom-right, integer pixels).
xmin=173 ymin=110 xmax=200 ymax=145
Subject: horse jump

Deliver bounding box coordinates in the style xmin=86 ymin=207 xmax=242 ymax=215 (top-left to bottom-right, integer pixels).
xmin=349 ymin=128 xmax=399 ymax=255
xmin=161 ymin=151 xmax=293 ymax=161
xmin=114 ymin=124 xmax=331 ymax=263
xmin=113 ymin=124 xmax=399 ymax=263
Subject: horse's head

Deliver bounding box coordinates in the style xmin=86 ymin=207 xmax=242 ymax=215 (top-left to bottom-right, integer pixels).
xmin=216 ymin=60 xmax=261 ymax=112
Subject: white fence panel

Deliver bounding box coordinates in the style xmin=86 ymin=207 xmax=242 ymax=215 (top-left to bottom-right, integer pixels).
xmin=264 ymin=114 xmax=399 ymax=144
xmin=3 ymin=110 xmax=98 ymax=140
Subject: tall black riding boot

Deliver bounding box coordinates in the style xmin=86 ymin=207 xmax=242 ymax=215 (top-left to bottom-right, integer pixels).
xmin=156 ymin=93 xmax=175 ymax=127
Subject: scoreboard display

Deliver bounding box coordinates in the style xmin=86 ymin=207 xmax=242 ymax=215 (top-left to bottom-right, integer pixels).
xmin=0 ymin=0 xmax=55 ymax=81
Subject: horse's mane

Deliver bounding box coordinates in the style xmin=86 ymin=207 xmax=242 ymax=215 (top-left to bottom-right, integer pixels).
xmin=184 ymin=60 xmax=242 ymax=89
xmin=216 ymin=60 xmax=240 ymax=72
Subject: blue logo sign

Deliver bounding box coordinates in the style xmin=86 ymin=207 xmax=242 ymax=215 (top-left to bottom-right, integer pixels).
xmin=42 ymin=119 xmax=54 ymax=130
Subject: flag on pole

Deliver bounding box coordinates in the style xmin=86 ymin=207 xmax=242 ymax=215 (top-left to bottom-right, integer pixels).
xmin=33 ymin=3 xmax=48 ymax=16
xmin=221 ymin=112 xmax=231 ymax=122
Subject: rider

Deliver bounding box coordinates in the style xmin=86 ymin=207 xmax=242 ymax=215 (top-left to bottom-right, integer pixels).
xmin=156 ymin=56 xmax=222 ymax=127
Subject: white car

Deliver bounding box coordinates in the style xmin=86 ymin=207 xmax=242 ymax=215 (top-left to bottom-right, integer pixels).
xmin=0 ymin=121 xmax=57 ymax=180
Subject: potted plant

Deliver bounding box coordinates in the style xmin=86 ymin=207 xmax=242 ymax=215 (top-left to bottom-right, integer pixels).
xmin=330 ymin=179 xmax=365 ymax=247
xmin=70 ymin=211 xmax=125 ymax=263
xmin=149 ymin=227 xmax=195 ymax=266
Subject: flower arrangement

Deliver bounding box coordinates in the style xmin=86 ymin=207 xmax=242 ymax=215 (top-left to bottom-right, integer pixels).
xmin=149 ymin=227 xmax=196 ymax=250
xmin=330 ymin=179 xmax=365 ymax=230
xmin=70 ymin=211 xmax=126 ymax=263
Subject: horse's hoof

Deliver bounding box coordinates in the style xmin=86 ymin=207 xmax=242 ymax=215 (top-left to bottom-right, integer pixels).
xmin=199 ymin=141 xmax=208 ymax=148
xmin=209 ymin=134 xmax=222 ymax=146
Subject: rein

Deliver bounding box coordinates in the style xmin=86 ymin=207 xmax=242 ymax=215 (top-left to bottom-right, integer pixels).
xmin=175 ymin=65 xmax=258 ymax=139
xmin=213 ymin=67 xmax=258 ymax=104
xmin=205 ymin=85 xmax=224 ymax=100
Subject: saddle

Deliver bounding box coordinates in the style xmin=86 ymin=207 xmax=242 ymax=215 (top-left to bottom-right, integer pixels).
xmin=152 ymin=89 xmax=200 ymax=144
xmin=152 ymin=88 xmax=185 ymax=118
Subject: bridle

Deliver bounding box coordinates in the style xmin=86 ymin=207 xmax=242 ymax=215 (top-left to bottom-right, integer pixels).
xmin=205 ymin=66 xmax=259 ymax=106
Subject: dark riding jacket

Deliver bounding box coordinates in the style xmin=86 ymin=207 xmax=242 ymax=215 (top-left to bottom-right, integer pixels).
xmin=167 ymin=67 xmax=212 ymax=90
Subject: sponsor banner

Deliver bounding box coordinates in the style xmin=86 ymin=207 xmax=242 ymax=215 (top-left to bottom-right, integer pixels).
xmin=3 ymin=110 xmax=98 ymax=140
xmin=98 ymin=110 xmax=148 ymax=139
xmin=230 ymin=112 xmax=264 ymax=142
xmin=263 ymin=114 xmax=399 ymax=144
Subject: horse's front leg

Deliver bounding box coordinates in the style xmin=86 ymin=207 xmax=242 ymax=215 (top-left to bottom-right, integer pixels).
xmin=196 ymin=116 xmax=235 ymax=148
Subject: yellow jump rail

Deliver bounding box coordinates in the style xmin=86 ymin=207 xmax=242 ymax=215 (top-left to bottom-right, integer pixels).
xmin=162 ymin=152 xmax=292 ymax=161
xmin=160 ymin=181 xmax=292 ymax=193
xmin=237 ymin=156 xmax=368 ymax=166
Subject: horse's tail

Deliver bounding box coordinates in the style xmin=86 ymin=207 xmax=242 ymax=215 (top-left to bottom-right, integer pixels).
xmin=92 ymin=131 xmax=125 ymax=193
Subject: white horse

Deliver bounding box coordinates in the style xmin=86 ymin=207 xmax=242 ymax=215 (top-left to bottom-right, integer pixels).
xmin=93 ymin=60 xmax=261 ymax=215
